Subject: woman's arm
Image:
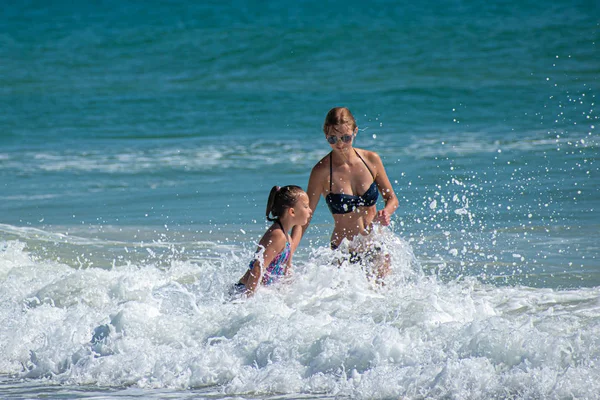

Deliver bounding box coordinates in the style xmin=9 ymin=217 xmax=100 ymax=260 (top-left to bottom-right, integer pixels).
xmin=371 ymin=152 xmax=398 ymax=226
xmin=291 ymin=163 xmax=325 ymax=246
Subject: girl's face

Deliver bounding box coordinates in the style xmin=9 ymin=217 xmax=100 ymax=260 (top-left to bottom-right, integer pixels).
xmin=292 ymin=193 xmax=312 ymax=225
xmin=325 ymin=124 xmax=356 ymax=150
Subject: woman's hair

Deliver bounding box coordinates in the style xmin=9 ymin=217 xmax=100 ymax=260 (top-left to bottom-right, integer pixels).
xmin=266 ymin=185 xmax=304 ymax=221
xmin=323 ymin=107 xmax=357 ymax=135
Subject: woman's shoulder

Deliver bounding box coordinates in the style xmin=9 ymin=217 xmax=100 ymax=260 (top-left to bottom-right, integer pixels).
xmin=310 ymin=152 xmax=331 ymax=174
xmin=355 ymin=148 xmax=382 ymax=164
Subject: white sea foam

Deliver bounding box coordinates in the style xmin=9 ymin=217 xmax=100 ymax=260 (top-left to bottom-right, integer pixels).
xmin=0 ymin=141 xmax=319 ymax=175
xmin=399 ymin=131 xmax=598 ymax=159
xmin=1 ymin=230 xmax=599 ymax=399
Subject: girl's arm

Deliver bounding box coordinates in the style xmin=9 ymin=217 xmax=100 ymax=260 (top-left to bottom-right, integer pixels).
xmin=284 ymin=257 xmax=293 ymax=277
xmin=286 ymin=232 xmax=297 ymax=277
xmin=244 ymin=259 xmax=263 ymax=294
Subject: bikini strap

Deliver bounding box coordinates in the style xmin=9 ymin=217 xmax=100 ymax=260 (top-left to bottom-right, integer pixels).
xmin=276 ymin=218 xmax=284 ymax=232
xmin=275 ymin=219 xmax=290 ymax=243
xmin=329 ymin=152 xmax=333 ymax=191
xmin=354 ymin=149 xmax=376 ymax=179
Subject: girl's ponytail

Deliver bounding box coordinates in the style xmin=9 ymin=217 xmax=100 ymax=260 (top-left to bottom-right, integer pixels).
xmin=265 ymin=186 xmax=281 ymax=221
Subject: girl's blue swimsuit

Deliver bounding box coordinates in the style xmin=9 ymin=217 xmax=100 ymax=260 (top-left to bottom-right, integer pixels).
xmin=250 ymin=220 xmax=291 ymax=285
xmin=255 ymin=240 xmax=291 ymax=285
xmin=232 ymin=220 xmax=290 ymax=295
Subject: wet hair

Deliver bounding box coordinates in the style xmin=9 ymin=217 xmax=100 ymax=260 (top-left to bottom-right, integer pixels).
xmin=323 ymin=107 xmax=357 ymax=135
xmin=266 ymin=185 xmax=305 ymax=221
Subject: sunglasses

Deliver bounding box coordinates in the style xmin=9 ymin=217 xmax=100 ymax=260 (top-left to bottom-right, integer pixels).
xmin=326 ymin=134 xmax=354 ymax=145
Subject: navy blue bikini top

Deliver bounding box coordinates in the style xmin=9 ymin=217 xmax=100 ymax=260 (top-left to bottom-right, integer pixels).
xmin=326 ymin=150 xmax=379 ymax=214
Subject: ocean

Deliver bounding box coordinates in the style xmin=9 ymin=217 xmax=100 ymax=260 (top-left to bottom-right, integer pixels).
xmin=1 ymin=0 xmax=599 ymax=398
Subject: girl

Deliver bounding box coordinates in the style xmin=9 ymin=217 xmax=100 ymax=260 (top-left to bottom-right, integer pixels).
xmin=232 ymin=185 xmax=312 ymax=296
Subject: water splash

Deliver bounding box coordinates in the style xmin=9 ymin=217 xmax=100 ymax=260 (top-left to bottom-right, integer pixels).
xmin=2 ymin=228 xmax=600 ymax=399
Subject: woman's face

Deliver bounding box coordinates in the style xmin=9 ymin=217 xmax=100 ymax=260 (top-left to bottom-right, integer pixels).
xmin=325 ymin=124 xmax=357 ymax=150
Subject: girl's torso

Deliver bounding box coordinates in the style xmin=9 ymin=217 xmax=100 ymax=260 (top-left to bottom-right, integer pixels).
xmin=245 ymin=220 xmax=291 ymax=286
xmin=258 ymin=240 xmax=290 ymax=285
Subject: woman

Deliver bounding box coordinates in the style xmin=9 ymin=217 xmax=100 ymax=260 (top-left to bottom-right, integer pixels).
xmin=293 ymin=107 xmax=398 ymax=279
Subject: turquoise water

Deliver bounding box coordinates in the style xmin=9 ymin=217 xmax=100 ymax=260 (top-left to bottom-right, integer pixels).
xmin=1 ymin=1 xmax=599 ymax=398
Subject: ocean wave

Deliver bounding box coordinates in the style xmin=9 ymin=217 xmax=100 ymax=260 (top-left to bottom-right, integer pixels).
xmin=2 ymin=232 xmax=599 ymax=399
xmin=0 ymin=142 xmax=321 ymax=174
xmin=398 ymin=131 xmax=597 ymax=159
xmin=0 ymin=224 xmax=237 ymax=272
xmin=2 ymin=131 xmax=595 ymax=175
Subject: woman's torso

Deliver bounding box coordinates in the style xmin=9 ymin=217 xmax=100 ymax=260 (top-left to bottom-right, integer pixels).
xmin=323 ymin=148 xmax=379 ymax=247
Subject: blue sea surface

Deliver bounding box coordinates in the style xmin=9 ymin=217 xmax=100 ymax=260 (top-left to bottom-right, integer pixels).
xmin=1 ymin=0 xmax=599 ymax=398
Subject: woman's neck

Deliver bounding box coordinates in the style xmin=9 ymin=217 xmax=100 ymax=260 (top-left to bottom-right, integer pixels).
xmin=331 ymin=147 xmax=357 ymax=165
